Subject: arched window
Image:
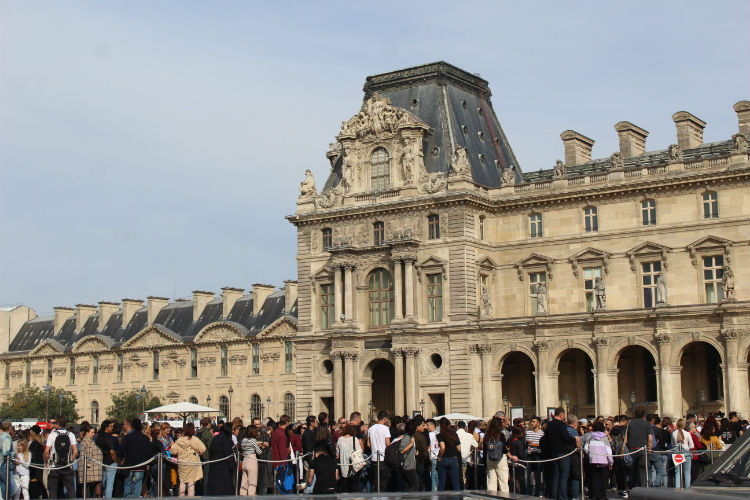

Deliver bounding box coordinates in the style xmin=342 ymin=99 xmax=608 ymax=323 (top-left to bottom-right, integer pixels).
xmin=283 ymin=393 xmax=296 ymax=420
xmin=370 ymin=148 xmax=390 ymax=191
xmin=91 ymin=401 xmax=99 ymax=424
xmin=189 ymin=396 xmax=199 ymax=419
xmin=373 ymin=221 xmax=384 ymax=245
xmin=250 ymin=394 xmax=262 ymax=420
xmin=219 ymin=395 xmax=229 ymax=418
xmin=368 ymin=269 xmax=393 ymax=327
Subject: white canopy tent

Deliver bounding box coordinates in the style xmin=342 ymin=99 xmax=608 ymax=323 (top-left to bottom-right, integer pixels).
xmin=144 ymin=401 xmax=220 ymax=422
xmin=434 ymin=413 xmax=484 ymax=422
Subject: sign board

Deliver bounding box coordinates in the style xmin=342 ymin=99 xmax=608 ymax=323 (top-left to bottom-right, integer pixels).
xmin=510 ymin=406 xmax=525 ymax=422
xmin=672 ymin=454 xmax=686 ymax=465
xmin=547 ymin=407 xmax=556 ymax=420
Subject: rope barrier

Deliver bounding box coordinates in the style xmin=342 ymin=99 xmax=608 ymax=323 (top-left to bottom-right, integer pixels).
xmin=26 ymin=459 xmax=80 ymax=471
xmin=86 ymin=456 xmax=156 ymax=469
xmin=516 ymin=447 xmax=580 ymax=464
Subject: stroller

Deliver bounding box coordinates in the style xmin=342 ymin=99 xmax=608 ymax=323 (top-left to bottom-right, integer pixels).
xmin=275 ymin=462 xmax=298 ymax=495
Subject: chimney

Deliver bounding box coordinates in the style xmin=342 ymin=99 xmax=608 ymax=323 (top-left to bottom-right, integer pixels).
xmin=221 ymin=287 xmax=244 ymax=318
xmin=672 ymin=111 xmax=706 ymax=149
xmin=560 ymin=130 xmax=595 ymax=166
xmin=283 ymin=280 xmax=298 ymax=314
xmin=121 ymin=299 xmax=143 ymax=327
xmin=734 ymin=100 xmax=750 ymax=139
xmin=147 ymin=296 xmax=169 ymax=325
xmin=98 ymin=301 xmax=119 ymax=330
xmin=252 ymin=283 xmax=275 ymax=316
xmin=614 ymin=121 xmax=649 ymax=158
xmin=53 ymin=307 xmax=74 ymax=334
xmin=192 ymin=291 xmax=214 ymax=321
xmin=75 ymin=304 xmax=97 ymax=333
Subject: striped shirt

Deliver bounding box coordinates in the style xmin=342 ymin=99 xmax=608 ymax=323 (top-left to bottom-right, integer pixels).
xmin=525 ymin=429 xmax=544 ymax=455
xmin=241 ymin=437 xmax=262 ymax=456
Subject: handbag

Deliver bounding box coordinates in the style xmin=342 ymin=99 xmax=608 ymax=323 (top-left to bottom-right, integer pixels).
xmin=348 ymin=436 xmax=366 ymax=475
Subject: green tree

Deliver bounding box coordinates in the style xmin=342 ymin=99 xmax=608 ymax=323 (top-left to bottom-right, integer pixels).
xmin=106 ymin=389 xmax=161 ymax=421
xmin=0 ymin=386 xmax=80 ymax=422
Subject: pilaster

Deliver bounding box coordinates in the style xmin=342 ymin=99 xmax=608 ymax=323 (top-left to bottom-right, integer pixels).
xmin=721 ymin=328 xmax=749 ymax=416
xmin=332 ymin=352 xmax=344 ymax=420
xmin=393 ymin=348 xmax=405 ymax=415
xmin=655 ymin=333 xmax=681 ymax=417
xmin=344 ymin=352 xmax=359 ymax=418
xmin=404 ymin=348 xmax=419 ymax=415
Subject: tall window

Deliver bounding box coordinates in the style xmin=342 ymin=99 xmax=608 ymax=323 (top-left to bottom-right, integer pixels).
xmin=26 ymin=360 xmax=31 ymax=386
xmin=219 ymin=395 xmax=229 ymax=418
xmin=530 ymin=213 xmax=543 ymax=238
xmin=152 ymin=352 xmax=159 ymax=380
xmin=373 ymin=221 xmax=384 ymax=245
xmin=322 ymin=228 xmax=332 ymax=250
xmin=478 ymin=216 xmax=485 ymax=240
xmin=428 ymin=214 xmax=440 ymax=240
xmin=320 ymin=284 xmax=334 ymax=329
xmin=252 ymin=344 xmax=260 ymax=375
xmin=702 ymin=191 xmax=718 ymax=219
xmin=283 ymin=393 xmax=296 ymax=419
xmin=285 ymin=341 xmax=293 ymax=373
xmin=91 ymin=401 xmax=99 ymax=424
xmin=4 ymin=363 xmax=8 ymax=388
xmin=47 ymin=359 xmax=53 ymax=383
xmin=584 ymin=206 xmax=598 ymax=232
xmin=641 ymin=199 xmax=656 ymax=225
xmin=703 ymin=255 xmax=724 ymax=303
xmin=427 ymin=274 xmax=443 ymax=322
xmin=370 ymin=147 xmax=390 ymax=191
xmin=116 ymin=353 xmax=123 ymax=382
xmin=368 ymin=269 xmax=394 ymax=327
xmin=583 ymin=267 xmax=602 ymax=312
xmin=250 ymin=394 xmax=262 ymax=419
xmin=69 ymin=358 xmax=75 ymax=385
xmin=220 ymin=345 xmax=228 ymax=376
xmin=641 ymin=261 xmax=662 ymax=308
xmin=190 ymin=348 xmax=198 ymax=378
xmin=529 ymin=272 xmax=547 ymax=314
xmin=92 ymin=355 xmax=99 ymax=384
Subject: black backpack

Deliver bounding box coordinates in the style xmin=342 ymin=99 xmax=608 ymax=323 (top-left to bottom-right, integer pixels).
xmin=487 ymin=438 xmax=505 ymax=461
xmin=53 ymin=429 xmax=72 ymax=466
xmin=384 ymin=439 xmax=404 ymax=469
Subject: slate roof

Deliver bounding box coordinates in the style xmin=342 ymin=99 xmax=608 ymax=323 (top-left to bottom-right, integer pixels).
xmin=6 ymin=290 xmax=297 ymax=355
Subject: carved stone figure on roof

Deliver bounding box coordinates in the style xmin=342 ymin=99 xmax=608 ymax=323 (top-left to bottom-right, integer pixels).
xmin=609 ymin=152 xmax=624 ymax=170
xmin=401 ymin=146 xmax=415 ymax=184
xmin=418 ymin=173 xmax=447 ymax=194
xmin=732 ymin=133 xmax=749 ymax=152
xmin=722 ymin=266 xmax=735 ymax=301
xmin=451 ymin=145 xmax=471 ymax=176
xmin=341 ymin=158 xmax=354 ymax=193
xmin=338 ymin=94 xmax=420 ymax=142
xmin=535 ymin=282 xmax=547 ymax=314
xmin=501 ymin=164 xmax=516 ymax=185
xmin=656 ymin=273 xmax=667 ymax=305
xmin=668 ymin=144 xmax=684 ymax=161
xmin=299 ymin=169 xmax=316 ymax=197
xmin=553 ymin=159 xmax=566 ymax=178
xmin=594 ymin=277 xmax=607 ymax=310
xmin=480 ymin=287 xmax=493 ymax=319
xmin=315 ymin=186 xmax=343 ymax=209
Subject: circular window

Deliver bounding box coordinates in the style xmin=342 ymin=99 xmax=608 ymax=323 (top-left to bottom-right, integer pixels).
xmin=431 ymin=146 xmax=440 ymax=157
xmin=430 ymin=353 xmax=443 ymax=369
xmin=461 ymin=100 xmax=467 ymax=109
xmin=322 ymin=360 xmax=334 ymax=374
xmin=410 ymin=98 xmax=419 ymax=109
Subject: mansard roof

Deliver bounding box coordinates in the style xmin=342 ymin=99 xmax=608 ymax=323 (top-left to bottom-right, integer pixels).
xmin=6 ymin=288 xmax=297 ymax=355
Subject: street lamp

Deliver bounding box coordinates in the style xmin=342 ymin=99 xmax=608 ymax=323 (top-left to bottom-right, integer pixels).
xmin=630 ymin=391 xmax=637 ymax=416
xmin=368 ymin=400 xmax=374 ymax=422
xmin=45 ymin=385 xmax=50 ymax=423
xmin=700 ymin=389 xmax=707 ymax=417
xmin=420 ymin=398 xmax=425 ymax=416
xmin=228 ymin=386 xmax=234 ymax=420
xmin=136 ymin=393 xmax=141 ymax=414
xmin=260 ymin=403 xmax=265 ymax=420
xmin=307 ymin=401 xmax=312 ymax=417
xmin=563 ymin=394 xmax=570 ymax=414
xmin=58 ymin=393 xmax=64 ymax=416
xmin=141 ymin=385 xmax=147 ymax=413
xmin=503 ymin=395 xmax=509 ymax=415
xmin=266 ymin=396 xmax=272 ymax=419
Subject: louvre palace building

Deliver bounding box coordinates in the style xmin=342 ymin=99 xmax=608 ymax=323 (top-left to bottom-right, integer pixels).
xmin=1 ymin=62 xmax=749 ymax=424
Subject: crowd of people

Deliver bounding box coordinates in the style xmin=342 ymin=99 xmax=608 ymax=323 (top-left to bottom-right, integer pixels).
xmin=0 ymin=406 xmax=745 ymax=499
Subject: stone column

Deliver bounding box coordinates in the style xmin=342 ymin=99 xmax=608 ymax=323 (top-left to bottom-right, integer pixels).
xmin=593 ymin=338 xmax=618 ymax=416
xmin=393 ymin=259 xmax=403 ymax=320
xmin=404 ymin=348 xmax=419 ymax=415
xmin=721 ymin=329 xmax=749 ymax=416
xmin=344 ymin=352 xmax=359 ymax=419
xmin=404 ymin=258 xmax=415 ymax=318
xmin=333 ymin=265 xmax=343 ymax=325
xmin=393 ymin=349 xmax=405 ymax=415
xmin=655 ymin=334 xmax=681 ymax=417
xmin=344 ymin=265 xmax=354 ymax=322
xmin=332 ymin=352 xmax=344 ymax=421
xmin=478 ymin=345 xmax=495 ymax=416
xmin=534 ymin=340 xmax=556 ymax=416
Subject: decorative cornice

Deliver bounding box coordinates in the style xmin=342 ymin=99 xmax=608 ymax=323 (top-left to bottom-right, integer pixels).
xmin=31 ymin=368 xmax=44 ymax=376
xmin=720 ymin=328 xmax=748 ymax=341
xmin=229 ymin=354 xmax=248 ymax=365
xmin=261 ymin=352 xmax=280 ymax=362
xmin=198 ymin=356 xmax=216 ymax=367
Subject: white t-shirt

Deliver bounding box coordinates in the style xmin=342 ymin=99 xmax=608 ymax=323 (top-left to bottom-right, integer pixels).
xmin=45 ymin=429 xmax=77 ymax=449
xmin=367 ymin=423 xmax=391 ymax=459
xmin=428 ymin=430 xmax=439 ymax=460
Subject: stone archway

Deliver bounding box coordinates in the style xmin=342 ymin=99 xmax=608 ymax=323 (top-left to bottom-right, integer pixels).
xmin=501 ymin=352 xmax=536 ymax=417
xmin=616 ymin=346 xmax=657 ymax=416
xmin=557 ymin=348 xmax=595 ymax=417
xmin=680 ymin=342 xmax=724 ymax=415
xmin=369 ymin=358 xmax=395 ymax=417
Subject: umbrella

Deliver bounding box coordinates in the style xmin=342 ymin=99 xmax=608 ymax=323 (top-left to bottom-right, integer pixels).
xmin=144 ymin=401 xmax=220 ymax=422
xmin=434 ymin=412 xmax=484 ymax=422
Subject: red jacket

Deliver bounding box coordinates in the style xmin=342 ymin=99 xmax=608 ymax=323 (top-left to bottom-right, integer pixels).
xmin=271 ymin=427 xmax=290 ymax=466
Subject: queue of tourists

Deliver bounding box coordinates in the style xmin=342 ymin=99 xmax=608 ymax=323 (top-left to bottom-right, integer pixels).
xmin=0 ymin=407 xmax=745 ymax=498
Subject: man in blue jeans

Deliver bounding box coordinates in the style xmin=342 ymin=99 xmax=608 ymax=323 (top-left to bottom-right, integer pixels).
xmin=544 ymin=407 xmax=578 ymax=500
xmin=96 ymin=420 xmax=118 ymax=498
xmin=120 ymin=418 xmax=151 ymax=498
xmin=0 ymin=421 xmax=19 ymax=500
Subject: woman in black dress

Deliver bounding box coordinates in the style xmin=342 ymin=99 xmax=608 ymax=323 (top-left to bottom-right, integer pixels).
xmin=207 ymin=423 xmax=237 ymax=496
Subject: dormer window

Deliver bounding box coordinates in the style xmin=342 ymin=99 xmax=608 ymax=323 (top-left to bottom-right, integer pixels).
xmin=371 ymin=147 xmax=390 ymax=191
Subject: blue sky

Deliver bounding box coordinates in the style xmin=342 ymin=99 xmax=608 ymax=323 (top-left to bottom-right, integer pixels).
xmin=1 ymin=1 xmax=748 ymax=314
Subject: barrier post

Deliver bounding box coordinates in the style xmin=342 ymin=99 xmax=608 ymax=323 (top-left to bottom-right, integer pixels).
xmin=157 ymin=453 xmax=163 ymax=499
xmin=644 ymin=447 xmax=649 ymax=488
xmin=679 ymin=462 xmax=683 ymax=490
xmin=376 ymin=451 xmax=381 ymax=493
xmin=235 ymin=451 xmax=241 ymax=496
xmin=82 ymin=455 xmax=88 ymax=500
xmin=709 ymin=442 xmax=714 ymax=465
xmin=5 ymin=454 xmax=10 ymax=500
xmin=512 ymin=459 xmax=516 ymax=494
xmin=473 ymin=448 xmax=478 ymax=489
xmin=579 ymin=448 xmax=584 ymax=500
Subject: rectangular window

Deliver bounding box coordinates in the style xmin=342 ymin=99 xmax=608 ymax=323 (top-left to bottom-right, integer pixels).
xmin=703 ymin=192 xmax=718 ymax=219
xmin=285 ymin=342 xmax=293 ymax=373
xmin=26 ymin=360 xmax=31 ymax=386
xmin=152 ymin=351 xmax=159 ymax=380
xmin=92 ymin=355 xmax=99 ymax=384
xmin=641 ymin=199 xmax=656 ymax=225
xmin=530 ymin=213 xmax=543 ymax=238
xmin=427 ymin=273 xmax=443 ymax=322
xmin=373 ymin=222 xmax=384 ymax=246
xmin=4 ymin=363 xmax=8 ymax=388
xmin=190 ymin=348 xmax=198 ymax=378
xmin=428 ymin=214 xmax=440 ymax=240
xmin=322 ymin=228 xmax=332 ymax=250
xmin=529 ymin=272 xmax=547 ymax=314
xmin=117 ymin=353 xmax=123 ymax=382
xmin=583 ymin=267 xmax=602 ymax=312
xmin=220 ymin=345 xmax=228 ymax=377
xmin=703 ymin=255 xmax=724 ymax=303
xmin=641 ymin=261 xmax=662 ymax=308
xmin=252 ymin=344 xmax=260 ymax=375
xmin=479 ymin=216 xmax=485 ymax=240
xmin=47 ymin=359 xmax=53 ymax=383
xmin=584 ymin=207 xmax=598 ymax=232
xmin=70 ymin=358 xmax=75 ymax=385
xmin=320 ymin=284 xmax=334 ymax=329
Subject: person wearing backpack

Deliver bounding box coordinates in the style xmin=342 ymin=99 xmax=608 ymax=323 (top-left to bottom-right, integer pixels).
xmin=43 ymin=416 xmax=78 ymax=499
xmin=335 ymin=424 xmax=363 ymax=492
xmin=483 ymin=417 xmax=508 ymax=493
xmin=584 ymin=421 xmax=612 ymax=500
xmin=399 ymin=421 xmax=418 ymax=492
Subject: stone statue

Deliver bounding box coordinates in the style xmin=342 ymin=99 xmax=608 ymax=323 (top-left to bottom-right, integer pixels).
xmin=451 ymin=145 xmax=471 ymax=176
xmin=501 ymin=165 xmax=516 ymax=185
xmin=732 ymin=133 xmax=749 ymax=152
xmin=536 ymin=282 xmax=547 ymax=314
xmin=656 ymin=273 xmax=667 ymax=304
xmin=609 ymin=152 xmax=624 ymax=170
xmin=480 ymin=287 xmax=493 ymax=319
xmin=722 ymin=266 xmax=735 ymax=300
xmin=553 ymin=159 xmax=566 ymax=178
xmin=401 ymin=147 xmax=415 ymax=184
xmin=668 ymin=144 xmax=684 ymax=161
xmin=594 ymin=277 xmax=607 ymax=310
xmin=299 ymin=169 xmax=316 ymax=197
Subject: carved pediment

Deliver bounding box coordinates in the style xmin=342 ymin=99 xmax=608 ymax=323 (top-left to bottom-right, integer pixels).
xmin=416 ymin=256 xmax=448 ymax=283
xmin=686 ymin=235 xmax=733 ymax=266
xmin=256 ymin=317 xmax=298 ymax=339
xmin=72 ymin=335 xmax=112 ymax=353
xmin=193 ymin=322 xmax=246 ymax=344
xmin=626 ymin=242 xmax=670 ymax=271
xmin=337 ymin=94 xmax=429 ymax=143
xmin=122 ymin=326 xmax=181 ymax=349
xmin=477 ymin=256 xmax=498 ymax=271
xmin=514 ymin=253 xmax=555 ymax=281
xmin=29 ymin=339 xmax=65 ymax=356
xmin=569 ymin=247 xmax=611 ymax=277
